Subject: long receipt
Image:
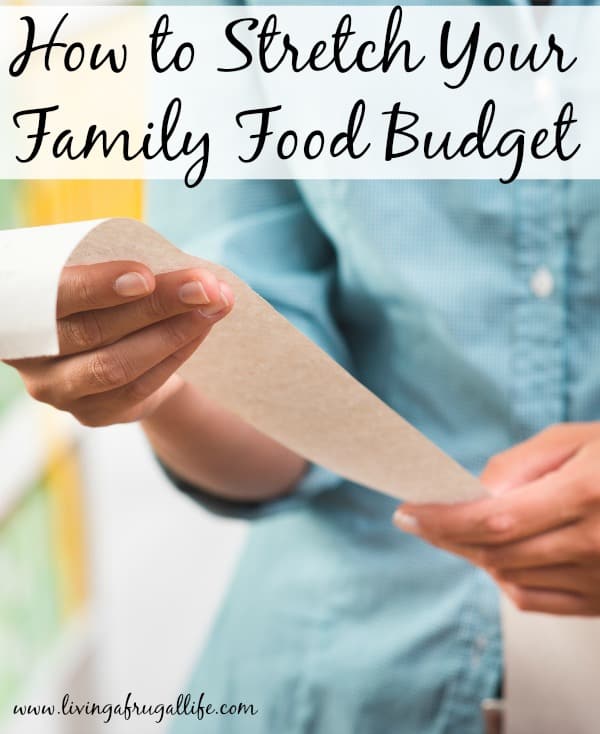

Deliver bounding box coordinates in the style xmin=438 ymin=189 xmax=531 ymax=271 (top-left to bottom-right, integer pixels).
xmin=0 ymin=217 xmax=482 ymax=504
xmin=1 ymin=217 xmax=600 ymax=734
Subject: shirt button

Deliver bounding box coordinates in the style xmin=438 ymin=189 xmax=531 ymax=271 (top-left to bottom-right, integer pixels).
xmin=474 ymin=635 xmax=487 ymax=652
xmin=530 ymin=266 xmax=555 ymax=299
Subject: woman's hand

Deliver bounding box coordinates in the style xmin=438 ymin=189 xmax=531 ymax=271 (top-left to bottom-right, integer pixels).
xmin=393 ymin=423 xmax=600 ymax=616
xmin=4 ymin=260 xmax=233 ymax=426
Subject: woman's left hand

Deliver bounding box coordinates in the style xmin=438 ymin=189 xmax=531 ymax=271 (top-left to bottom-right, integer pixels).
xmin=393 ymin=423 xmax=600 ymax=616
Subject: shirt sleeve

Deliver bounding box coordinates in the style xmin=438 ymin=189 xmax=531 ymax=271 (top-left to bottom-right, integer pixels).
xmin=147 ymin=179 xmax=351 ymax=518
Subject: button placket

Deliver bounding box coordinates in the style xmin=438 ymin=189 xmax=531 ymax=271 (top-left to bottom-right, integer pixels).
xmin=512 ymin=181 xmax=569 ymax=439
xmin=530 ymin=265 xmax=555 ymax=299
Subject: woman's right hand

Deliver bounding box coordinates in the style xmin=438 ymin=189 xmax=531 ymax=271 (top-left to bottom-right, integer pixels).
xmin=4 ymin=260 xmax=233 ymax=426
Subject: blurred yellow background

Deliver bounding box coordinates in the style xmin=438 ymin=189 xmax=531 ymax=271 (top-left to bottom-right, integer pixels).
xmin=0 ymin=174 xmax=246 ymax=734
xmin=0 ymin=75 xmax=245 ymax=734
xmin=0 ymin=180 xmax=140 ymax=728
xmin=1 ymin=6 xmax=245 ymax=731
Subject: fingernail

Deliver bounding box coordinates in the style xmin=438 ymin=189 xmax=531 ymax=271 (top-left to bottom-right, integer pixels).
xmin=393 ymin=510 xmax=420 ymax=533
xmin=219 ymin=284 xmax=230 ymax=308
xmin=179 ymin=281 xmax=209 ymax=305
xmin=114 ymin=272 xmax=151 ymax=297
xmin=198 ymin=302 xmax=226 ymax=318
xmin=197 ymin=284 xmax=230 ymax=317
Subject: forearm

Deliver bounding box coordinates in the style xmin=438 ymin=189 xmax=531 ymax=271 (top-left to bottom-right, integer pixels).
xmin=142 ymin=381 xmax=308 ymax=503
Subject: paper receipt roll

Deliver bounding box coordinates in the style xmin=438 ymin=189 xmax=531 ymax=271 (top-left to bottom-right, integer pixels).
xmin=0 ymin=217 xmax=482 ymax=504
xmin=3 ymin=218 xmax=600 ymax=734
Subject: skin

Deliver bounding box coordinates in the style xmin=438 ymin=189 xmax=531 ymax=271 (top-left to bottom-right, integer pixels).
xmin=5 ymin=263 xmax=598 ymax=616
xmin=4 ymin=262 xmax=306 ymax=502
xmin=394 ymin=423 xmax=600 ymax=616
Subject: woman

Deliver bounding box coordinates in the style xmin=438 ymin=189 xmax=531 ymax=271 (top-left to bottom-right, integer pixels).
xmin=7 ymin=2 xmax=600 ymax=730
xmin=8 ymin=173 xmax=600 ymax=733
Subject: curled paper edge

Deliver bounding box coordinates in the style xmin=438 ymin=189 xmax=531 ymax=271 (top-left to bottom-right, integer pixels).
xmin=0 ymin=217 xmax=482 ymax=504
xmin=4 ymin=218 xmax=600 ymax=734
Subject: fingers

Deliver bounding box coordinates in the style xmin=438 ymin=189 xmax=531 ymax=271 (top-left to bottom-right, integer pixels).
xmin=71 ymin=337 xmax=203 ymax=426
xmin=33 ymin=309 xmax=222 ymax=406
xmin=395 ymin=453 xmax=595 ymax=547
xmin=68 ymin=311 xmax=212 ymax=397
xmin=396 ymin=431 xmax=600 ymax=550
xmin=57 ymin=262 xmax=155 ymax=318
xmin=418 ymin=516 xmax=596 ymax=573
xmin=393 ymin=425 xmax=600 ymax=617
xmin=11 ymin=261 xmax=234 ymax=428
xmin=57 ymin=267 xmax=230 ymax=356
xmin=497 ymin=563 xmax=600 ymax=595
xmin=480 ymin=423 xmax=597 ymax=494
xmin=475 ymin=520 xmax=600 ymax=571
xmin=502 ymin=584 xmax=593 ymax=616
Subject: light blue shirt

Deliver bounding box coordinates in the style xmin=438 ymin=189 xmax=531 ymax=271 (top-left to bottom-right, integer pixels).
xmin=148 ymin=6 xmax=600 ymax=734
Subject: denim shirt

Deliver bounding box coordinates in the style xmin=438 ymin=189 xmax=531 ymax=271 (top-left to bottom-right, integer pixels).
xmin=147 ymin=5 xmax=600 ymax=734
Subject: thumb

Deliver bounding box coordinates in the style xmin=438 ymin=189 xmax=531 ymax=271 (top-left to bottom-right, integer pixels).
xmin=480 ymin=424 xmax=593 ymax=495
